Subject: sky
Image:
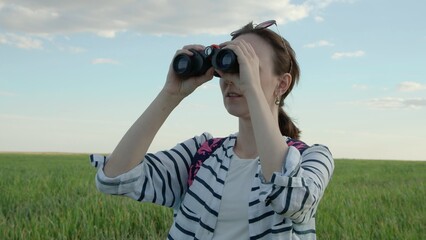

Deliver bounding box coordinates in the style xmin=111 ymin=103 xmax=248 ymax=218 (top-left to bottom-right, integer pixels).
xmin=0 ymin=0 xmax=425 ymax=160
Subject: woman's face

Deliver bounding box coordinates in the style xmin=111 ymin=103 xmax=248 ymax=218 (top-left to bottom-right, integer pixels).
xmin=219 ymin=33 xmax=280 ymax=119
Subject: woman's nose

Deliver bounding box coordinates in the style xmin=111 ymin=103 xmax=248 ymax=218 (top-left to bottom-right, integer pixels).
xmin=223 ymin=78 xmax=233 ymax=85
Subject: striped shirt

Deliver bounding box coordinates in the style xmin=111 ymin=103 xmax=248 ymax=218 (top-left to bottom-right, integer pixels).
xmin=91 ymin=132 xmax=334 ymax=239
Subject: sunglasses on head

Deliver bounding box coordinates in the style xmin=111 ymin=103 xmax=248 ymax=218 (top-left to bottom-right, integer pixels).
xmin=230 ymin=20 xmax=277 ymax=36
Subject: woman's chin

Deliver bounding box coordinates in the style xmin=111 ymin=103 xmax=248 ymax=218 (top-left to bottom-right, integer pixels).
xmin=225 ymin=106 xmax=249 ymax=118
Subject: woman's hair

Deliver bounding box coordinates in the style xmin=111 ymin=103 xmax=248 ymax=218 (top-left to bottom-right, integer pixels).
xmin=231 ymin=22 xmax=301 ymax=139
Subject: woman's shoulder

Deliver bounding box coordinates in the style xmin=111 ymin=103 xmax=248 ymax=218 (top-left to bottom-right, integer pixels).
xmin=286 ymin=137 xmax=310 ymax=154
xmin=286 ymin=137 xmax=332 ymax=157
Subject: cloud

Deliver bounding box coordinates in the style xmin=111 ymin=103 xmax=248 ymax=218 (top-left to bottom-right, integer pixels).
xmin=304 ymin=40 xmax=334 ymax=48
xmin=306 ymin=0 xmax=355 ymax=23
xmin=355 ymin=97 xmax=426 ymax=109
xmin=352 ymin=84 xmax=369 ymax=90
xmin=97 ymin=30 xmax=120 ymax=38
xmin=397 ymin=81 xmax=426 ymax=92
xmin=314 ymin=16 xmax=325 ymax=22
xmin=0 ymin=0 xmax=334 ymax=37
xmin=92 ymin=58 xmax=119 ymax=65
xmin=306 ymin=0 xmax=356 ymax=8
xmin=0 ymin=33 xmax=43 ymax=49
xmin=332 ymin=50 xmax=365 ymax=59
xmin=58 ymin=45 xmax=86 ymax=54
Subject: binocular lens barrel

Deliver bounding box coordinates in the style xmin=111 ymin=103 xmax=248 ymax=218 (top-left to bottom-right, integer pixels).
xmin=172 ymin=50 xmax=208 ymax=78
xmin=212 ymin=49 xmax=238 ymax=72
xmin=172 ymin=47 xmax=239 ymax=79
xmin=174 ymin=55 xmax=191 ymax=75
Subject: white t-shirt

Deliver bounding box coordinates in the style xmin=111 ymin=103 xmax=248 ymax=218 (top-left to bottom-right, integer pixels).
xmin=212 ymin=153 xmax=258 ymax=240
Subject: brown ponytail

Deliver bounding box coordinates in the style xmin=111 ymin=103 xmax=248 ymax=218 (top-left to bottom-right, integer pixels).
xmin=278 ymin=108 xmax=301 ymax=139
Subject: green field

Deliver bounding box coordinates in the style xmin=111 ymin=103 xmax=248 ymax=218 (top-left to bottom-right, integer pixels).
xmin=0 ymin=153 xmax=425 ymax=239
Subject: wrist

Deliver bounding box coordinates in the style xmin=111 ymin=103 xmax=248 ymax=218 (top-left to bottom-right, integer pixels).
xmin=244 ymin=85 xmax=264 ymax=102
xmin=159 ymin=88 xmax=186 ymax=103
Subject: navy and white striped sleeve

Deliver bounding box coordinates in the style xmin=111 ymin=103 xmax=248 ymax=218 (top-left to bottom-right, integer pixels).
xmin=258 ymin=144 xmax=334 ymax=224
xmin=91 ymin=132 xmax=212 ymax=208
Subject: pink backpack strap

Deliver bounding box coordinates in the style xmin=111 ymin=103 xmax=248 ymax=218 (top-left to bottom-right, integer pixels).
xmin=187 ymin=138 xmax=225 ymax=187
xmin=286 ymin=138 xmax=310 ymax=154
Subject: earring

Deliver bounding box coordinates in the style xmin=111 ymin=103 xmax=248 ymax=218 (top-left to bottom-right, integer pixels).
xmin=275 ymin=97 xmax=280 ymax=105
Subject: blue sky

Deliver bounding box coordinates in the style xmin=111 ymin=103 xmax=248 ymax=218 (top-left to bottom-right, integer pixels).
xmin=1 ymin=0 xmax=425 ymax=160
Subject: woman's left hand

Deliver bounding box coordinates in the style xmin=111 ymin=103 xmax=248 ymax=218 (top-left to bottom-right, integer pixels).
xmin=216 ymin=39 xmax=262 ymax=95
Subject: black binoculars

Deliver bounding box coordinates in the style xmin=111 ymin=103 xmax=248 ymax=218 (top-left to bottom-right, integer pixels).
xmin=172 ymin=45 xmax=239 ymax=79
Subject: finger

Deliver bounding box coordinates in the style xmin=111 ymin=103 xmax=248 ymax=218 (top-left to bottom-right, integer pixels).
xmin=239 ymin=40 xmax=256 ymax=57
xmin=174 ymin=44 xmax=205 ymax=56
xmin=174 ymin=48 xmax=193 ymax=56
xmin=232 ymin=39 xmax=255 ymax=58
xmin=215 ymin=69 xmax=224 ymax=78
xmin=219 ymin=41 xmax=231 ymax=48
xmin=183 ymin=44 xmax=205 ymax=51
xmin=196 ymin=67 xmax=215 ymax=86
xmin=223 ymin=43 xmax=246 ymax=62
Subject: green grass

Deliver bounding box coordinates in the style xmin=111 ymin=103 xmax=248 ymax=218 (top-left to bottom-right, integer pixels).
xmin=0 ymin=153 xmax=425 ymax=239
xmin=316 ymin=159 xmax=426 ymax=240
xmin=0 ymin=153 xmax=172 ymax=240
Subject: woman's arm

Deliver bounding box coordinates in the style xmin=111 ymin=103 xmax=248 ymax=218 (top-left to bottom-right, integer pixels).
xmin=245 ymin=88 xmax=288 ymax=181
xmin=104 ymin=45 xmax=214 ymax=178
xmin=92 ymin=133 xmax=213 ymax=207
xmin=259 ymin=145 xmax=334 ymax=223
xmin=219 ymin=39 xmax=288 ymax=181
xmin=104 ymin=91 xmax=184 ymax=177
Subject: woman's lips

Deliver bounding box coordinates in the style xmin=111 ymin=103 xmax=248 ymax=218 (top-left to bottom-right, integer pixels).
xmin=226 ymin=92 xmax=242 ymax=97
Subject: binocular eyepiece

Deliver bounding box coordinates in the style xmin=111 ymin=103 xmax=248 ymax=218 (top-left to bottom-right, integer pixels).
xmin=172 ymin=45 xmax=239 ymax=79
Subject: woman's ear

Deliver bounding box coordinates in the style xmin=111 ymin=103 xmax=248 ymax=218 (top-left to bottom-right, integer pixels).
xmin=276 ymin=73 xmax=292 ymax=96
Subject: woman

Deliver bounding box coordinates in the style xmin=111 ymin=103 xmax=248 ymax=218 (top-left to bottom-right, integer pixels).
xmin=91 ymin=20 xmax=334 ymax=239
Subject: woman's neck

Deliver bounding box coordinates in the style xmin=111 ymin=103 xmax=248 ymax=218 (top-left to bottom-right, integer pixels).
xmin=234 ymin=118 xmax=258 ymax=159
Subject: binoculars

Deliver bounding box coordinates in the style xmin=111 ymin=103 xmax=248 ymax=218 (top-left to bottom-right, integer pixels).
xmin=172 ymin=45 xmax=239 ymax=78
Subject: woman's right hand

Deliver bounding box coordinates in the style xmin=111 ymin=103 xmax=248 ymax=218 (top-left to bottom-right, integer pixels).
xmin=163 ymin=45 xmax=214 ymax=98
